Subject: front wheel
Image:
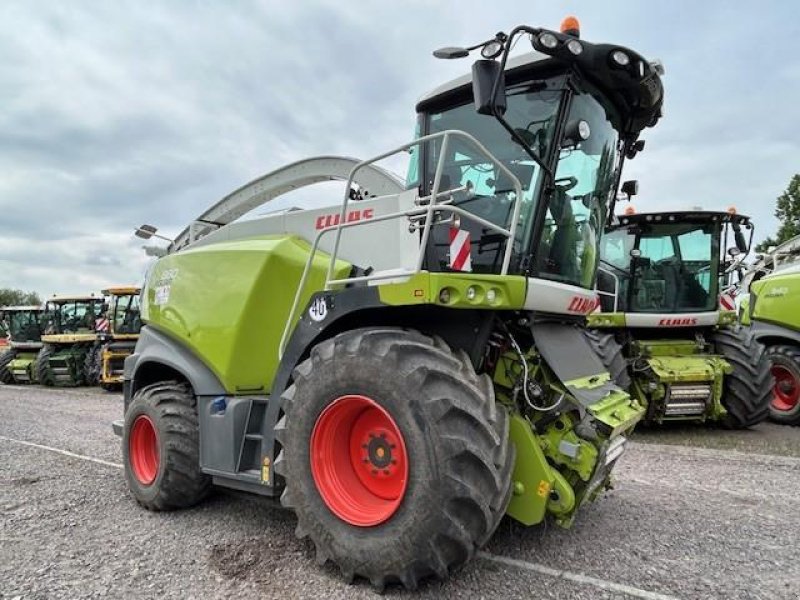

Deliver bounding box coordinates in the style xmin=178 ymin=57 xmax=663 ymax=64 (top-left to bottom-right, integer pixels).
xmin=122 ymin=380 xmax=211 ymax=510
xmin=275 ymin=328 xmax=513 ymax=590
xmin=0 ymin=349 xmax=17 ymax=384
xmin=713 ymin=327 xmax=772 ymax=428
xmin=765 ymin=345 xmax=800 ymax=426
xmin=34 ymin=345 xmax=55 ymax=386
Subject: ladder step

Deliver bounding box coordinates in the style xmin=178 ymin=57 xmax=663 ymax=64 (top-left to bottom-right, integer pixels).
xmin=245 ymin=433 xmax=262 ymax=441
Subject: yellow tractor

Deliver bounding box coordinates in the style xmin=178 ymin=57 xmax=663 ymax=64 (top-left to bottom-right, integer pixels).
xmin=96 ymin=286 xmax=142 ymax=391
xmin=38 ymin=294 xmax=107 ymax=387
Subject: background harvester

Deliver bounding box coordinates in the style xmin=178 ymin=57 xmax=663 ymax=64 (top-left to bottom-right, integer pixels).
xmin=588 ymin=209 xmax=772 ymax=427
xmin=94 ymin=286 xmax=142 ymax=391
xmin=0 ymin=306 xmax=45 ymax=384
xmin=38 ymin=294 xmax=107 ymax=387
xmin=117 ymin=17 xmax=665 ymax=588
xmin=742 ymin=234 xmax=800 ymax=425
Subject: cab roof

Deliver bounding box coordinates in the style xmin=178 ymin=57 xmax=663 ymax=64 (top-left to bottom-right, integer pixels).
xmin=614 ymin=210 xmax=751 ymax=229
xmin=47 ymin=294 xmax=103 ymax=303
xmin=102 ymin=286 xmax=141 ymax=295
xmin=417 ymin=51 xmax=548 ymax=109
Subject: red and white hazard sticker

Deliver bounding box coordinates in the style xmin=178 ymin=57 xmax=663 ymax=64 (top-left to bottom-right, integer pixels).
xmin=95 ymin=318 xmax=110 ymax=332
xmin=449 ymin=227 xmax=472 ymax=272
xmin=719 ymin=292 xmax=736 ymax=311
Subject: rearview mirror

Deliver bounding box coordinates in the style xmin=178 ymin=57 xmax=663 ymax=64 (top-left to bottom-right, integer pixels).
xmin=471 ymin=60 xmax=506 ymax=115
xmin=734 ymin=227 xmax=747 ymax=253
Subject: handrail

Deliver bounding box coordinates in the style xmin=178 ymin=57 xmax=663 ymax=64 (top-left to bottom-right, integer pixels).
xmin=279 ymin=129 xmax=524 ymax=358
xmin=596 ymin=265 xmax=621 ymax=313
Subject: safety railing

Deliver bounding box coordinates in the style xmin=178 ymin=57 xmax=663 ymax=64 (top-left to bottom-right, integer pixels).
xmin=279 ymin=129 xmax=524 ymax=358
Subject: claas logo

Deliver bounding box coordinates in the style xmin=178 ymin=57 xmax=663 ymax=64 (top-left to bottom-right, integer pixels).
xmin=567 ymin=296 xmax=599 ymax=314
xmin=658 ymin=318 xmax=698 ymax=326
xmin=315 ymin=208 xmax=375 ymax=230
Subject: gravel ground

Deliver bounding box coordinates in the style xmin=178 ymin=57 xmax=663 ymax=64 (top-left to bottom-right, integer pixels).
xmin=1 ymin=385 xmax=798 ymax=599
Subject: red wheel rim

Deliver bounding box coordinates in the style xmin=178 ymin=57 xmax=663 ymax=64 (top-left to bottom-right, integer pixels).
xmin=310 ymin=395 xmax=408 ymax=527
xmin=771 ymin=364 xmax=800 ymax=412
xmin=130 ymin=415 xmax=159 ymax=485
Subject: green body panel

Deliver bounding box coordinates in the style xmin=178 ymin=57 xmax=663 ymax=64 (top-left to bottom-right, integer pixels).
xmin=492 ymin=345 xmax=643 ymax=527
xmin=751 ymin=270 xmax=800 ymax=332
xmin=142 ymin=235 xmax=351 ymax=394
xmin=8 ymin=352 xmax=38 ymax=383
xmin=739 ymin=296 xmax=751 ymax=326
xmin=377 ymin=272 xmax=527 ymax=309
xmin=506 ymin=414 xmax=558 ymax=525
xmin=627 ymin=339 xmax=730 ymax=421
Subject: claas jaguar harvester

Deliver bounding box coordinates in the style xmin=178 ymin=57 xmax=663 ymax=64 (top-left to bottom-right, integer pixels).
xmin=0 ymin=306 xmax=44 ymax=384
xmin=94 ymin=286 xmax=142 ymax=391
xmin=38 ymin=294 xmax=107 ymax=387
xmin=744 ymin=235 xmax=800 ymax=425
xmin=588 ymin=209 xmax=772 ymax=427
xmin=116 ymin=18 xmax=664 ymax=589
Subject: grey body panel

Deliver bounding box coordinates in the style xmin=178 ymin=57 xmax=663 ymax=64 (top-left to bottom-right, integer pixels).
xmin=752 ymin=319 xmax=800 ymax=346
xmin=124 ymin=326 xmax=226 ymax=398
xmin=531 ymin=321 xmax=619 ymax=407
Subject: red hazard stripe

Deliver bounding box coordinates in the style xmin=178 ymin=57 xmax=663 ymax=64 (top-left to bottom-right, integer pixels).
xmin=719 ymin=295 xmax=735 ymax=310
xmin=449 ymin=227 xmax=471 ymax=271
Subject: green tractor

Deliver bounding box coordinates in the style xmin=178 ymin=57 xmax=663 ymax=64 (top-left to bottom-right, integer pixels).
xmin=0 ymin=305 xmax=45 ymax=384
xmin=38 ymin=294 xmax=108 ymax=387
xmin=588 ymin=209 xmax=772 ymax=427
xmin=115 ymin=18 xmax=665 ymax=588
xmin=742 ymin=235 xmax=800 ymax=425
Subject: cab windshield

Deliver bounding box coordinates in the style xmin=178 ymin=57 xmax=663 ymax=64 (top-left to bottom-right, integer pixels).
xmin=598 ymin=223 xmax=720 ymax=313
xmin=45 ymin=300 xmax=105 ymax=334
xmin=535 ymin=92 xmax=620 ymax=288
xmin=112 ymin=294 xmax=142 ymax=334
xmin=422 ymin=80 xmax=564 ymax=273
xmin=7 ymin=311 xmax=42 ymax=342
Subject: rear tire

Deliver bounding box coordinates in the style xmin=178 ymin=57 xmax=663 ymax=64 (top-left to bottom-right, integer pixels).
xmin=765 ymin=345 xmax=800 ymax=426
xmin=34 ymin=345 xmax=55 ymax=386
xmin=713 ymin=327 xmax=772 ymax=428
xmin=122 ymin=380 xmax=211 ymax=510
xmin=275 ymin=327 xmax=513 ymax=590
xmin=582 ymin=328 xmax=631 ymax=389
xmin=0 ymin=349 xmax=17 ymax=384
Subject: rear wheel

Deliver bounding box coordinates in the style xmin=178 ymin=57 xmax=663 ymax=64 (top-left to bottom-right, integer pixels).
xmin=765 ymin=345 xmax=800 ymax=426
xmin=34 ymin=345 xmax=55 ymax=386
xmin=275 ymin=327 xmax=513 ymax=590
xmin=122 ymin=380 xmax=211 ymax=510
xmin=0 ymin=349 xmax=17 ymax=384
xmin=713 ymin=327 xmax=772 ymax=428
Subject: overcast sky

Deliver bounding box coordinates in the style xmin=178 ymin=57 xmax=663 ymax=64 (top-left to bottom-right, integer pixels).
xmin=1 ymin=1 xmax=797 ymax=296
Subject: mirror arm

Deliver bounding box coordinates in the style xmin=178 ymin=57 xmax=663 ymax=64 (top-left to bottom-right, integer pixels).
xmin=488 ymin=26 xmax=554 ymax=183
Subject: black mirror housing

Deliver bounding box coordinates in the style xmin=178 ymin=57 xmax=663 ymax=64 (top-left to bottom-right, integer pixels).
xmin=471 ymin=59 xmax=506 ymax=116
xmin=621 ymin=180 xmax=639 ymax=198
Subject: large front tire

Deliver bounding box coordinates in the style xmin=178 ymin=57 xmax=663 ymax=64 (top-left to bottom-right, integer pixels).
xmin=34 ymin=345 xmax=55 ymax=386
xmin=274 ymin=328 xmax=513 ymax=590
xmin=765 ymin=345 xmax=800 ymax=426
xmin=713 ymin=327 xmax=772 ymax=428
xmin=0 ymin=349 xmax=17 ymax=384
xmin=122 ymin=381 xmax=211 ymax=510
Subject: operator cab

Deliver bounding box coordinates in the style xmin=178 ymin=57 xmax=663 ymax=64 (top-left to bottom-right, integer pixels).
xmin=411 ymin=20 xmax=664 ymax=300
xmin=0 ymin=306 xmax=44 ymax=344
xmin=597 ymin=210 xmax=753 ymax=315
xmin=43 ymin=296 xmax=107 ymax=335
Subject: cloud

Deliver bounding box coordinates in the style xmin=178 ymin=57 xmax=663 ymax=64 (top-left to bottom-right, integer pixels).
xmin=0 ymin=1 xmax=797 ymax=297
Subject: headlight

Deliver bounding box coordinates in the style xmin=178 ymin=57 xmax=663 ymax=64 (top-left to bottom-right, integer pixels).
xmin=538 ymin=32 xmax=559 ymax=49
xmin=566 ymin=39 xmax=583 ymax=55
xmin=611 ymin=50 xmax=630 ymax=67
